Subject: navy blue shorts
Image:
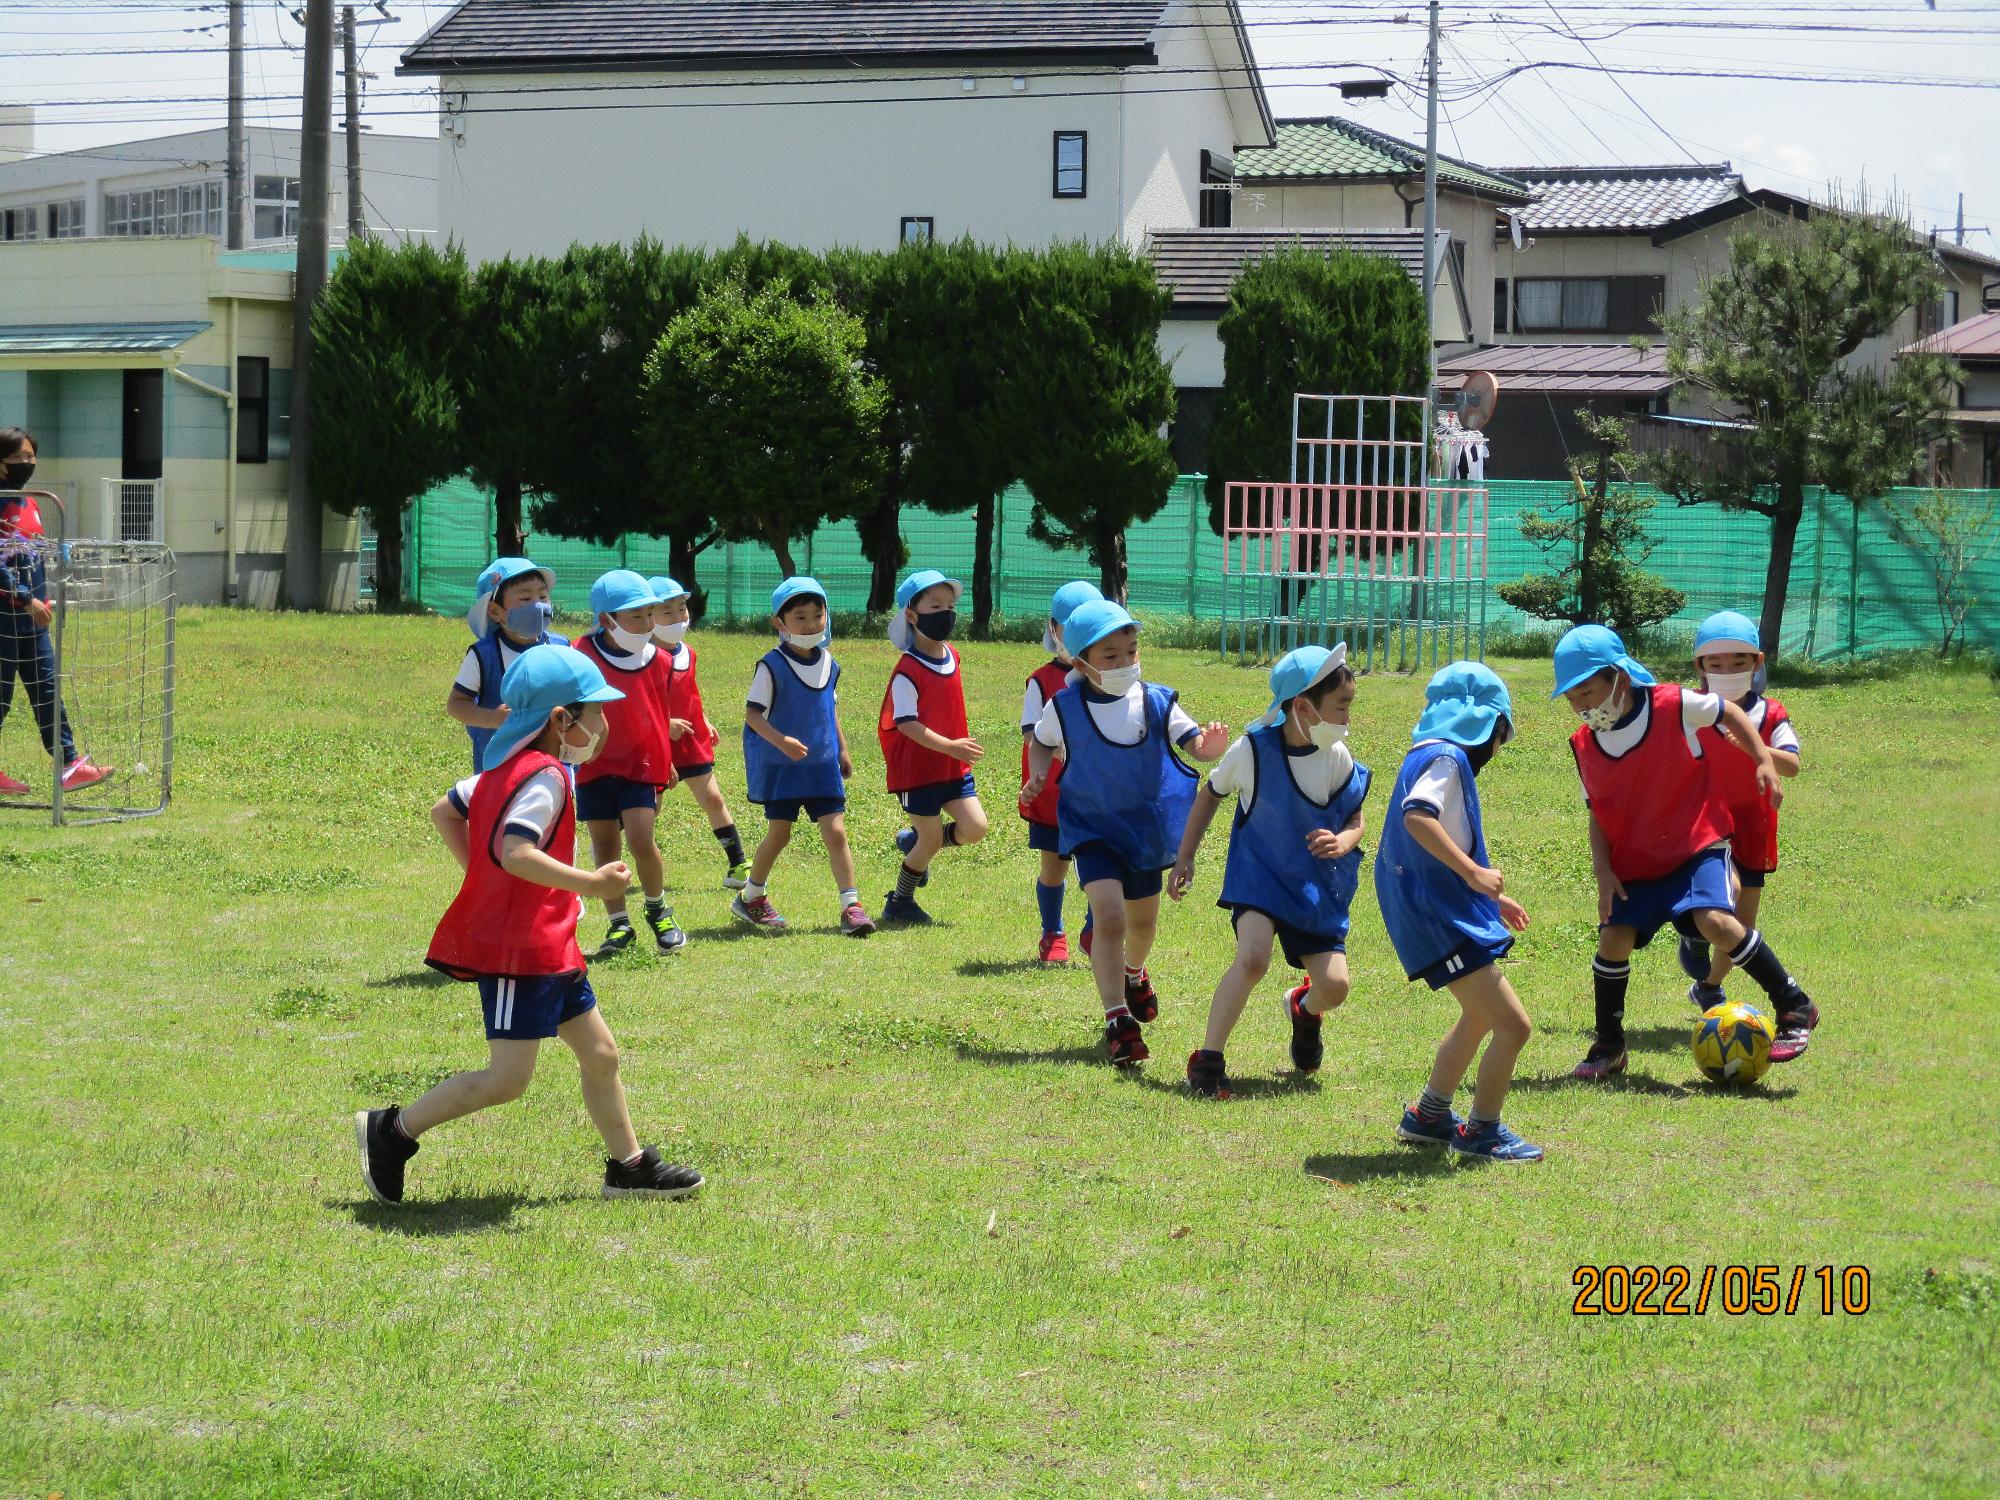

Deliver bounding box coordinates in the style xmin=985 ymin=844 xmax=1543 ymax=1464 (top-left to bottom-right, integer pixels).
xmin=1608 ymin=846 xmax=1736 ymax=948
xmin=478 ymin=972 xmax=596 ymax=1040
xmin=898 ymin=772 xmax=978 ymax=818
xmin=1733 ymin=859 xmax=1767 ymax=889
xmin=762 ymin=795 xmax=846 ymax=825
xmin=1025 ymin=819 xmax=1064 ymax=854
xmin=673 ymin=761 xmax=716 ymax=781
xmin=1071 ymin=841 xmax=1165 ymax=900
xmin=576 ymin=774 xmax=658 ymax=824
xmin=1413 ymin=935 xmax=1515 ymax=991
xmin=1227 ymin=904 xmax=1346 ymax=969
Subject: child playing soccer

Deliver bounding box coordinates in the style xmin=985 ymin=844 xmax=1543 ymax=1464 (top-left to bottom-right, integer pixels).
xmin=1022 ymin=600 xmax=1229 ymax=1066
xmin=446 ymin=555 xmax=567 ymax=771
xmin=1677 ymin=610 xmax=1802 ymax=1007
xmin=648 ymin=575 xmax=751 ymax=890
xmin=355 ymin=643 xmax=703 ymax=1205
xmin=571 ymin=570 xmax=685 ymax=957
xmin=1554 ymin=624 xmax=1819 ymax=1078
xmin=1020 ymin=580 xmax=1101 ymax=963
xmin=1170 ymin=645 xmax=1368 ymax=1099
xmin=1375 ymin=662 xmax=1542 ymax=1162
xmin=735 ymin=577 xmax=874 ymax=937
xmin=879 ymin=569 xmax=987 ymax=925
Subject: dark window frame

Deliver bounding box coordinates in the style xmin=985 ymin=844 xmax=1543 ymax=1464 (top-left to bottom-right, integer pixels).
xmin=1513 ymin=275 xmax=1664 ymax=335
xmin=1198 ymin=147 xmax=1233 ymax=228
xmin=899 ymin=216 xmax=935 ymax=246
xmin=1053 ymin=131 xmax=1087 ymax=199
xmin=237 ymin=355 xmax=270 ymax=464
xmin=1493 ymin=277 xmax=1510 ymax=334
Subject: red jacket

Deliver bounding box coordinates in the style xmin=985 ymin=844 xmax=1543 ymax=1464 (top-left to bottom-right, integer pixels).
xmin=1571 ymin=683 xmax=1732 ymax=883
xmin=878 ymin=647 xmax=970 ymax=792
xmin=1699 ymin=695 xmax=1790 ymax=873
xmin=426 ymin=749 xmax=588 ymax=981
xmin=572 ymin=633 xmax=679 ymax=790
xmin=665 ymin=643 xmax=721 ymax=770
xmin=1020 ymin=659 xmax=1072 ymax=827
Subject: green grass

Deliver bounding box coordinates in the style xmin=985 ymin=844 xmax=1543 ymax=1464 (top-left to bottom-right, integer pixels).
xmin=2 ymin=612 xmax=1996 ymax=1498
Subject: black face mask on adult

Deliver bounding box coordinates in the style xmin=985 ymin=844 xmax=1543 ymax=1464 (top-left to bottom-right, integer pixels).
xmin=2 ymin=461 xmax=33 ymax=490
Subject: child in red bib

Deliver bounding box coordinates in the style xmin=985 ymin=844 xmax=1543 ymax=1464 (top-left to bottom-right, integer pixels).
xmin=1554 ymin=625 xmax=1818 ymax=1080
xmin=1681 ymin=610 xmax=1803 ymax=1003
xmin=878 ymin=570 xmax=987 ymax=925
xmin=571 ymin=569 xmax=684 ymax=959
xmin=648 ymin=575 xmax=750 ymax=891
xmin=353 ymin=644 xmax=702 ymax=1207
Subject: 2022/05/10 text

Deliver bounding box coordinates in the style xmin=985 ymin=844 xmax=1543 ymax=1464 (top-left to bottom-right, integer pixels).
xmin=1572 ymin=1265 xmax=1872 ymax=1316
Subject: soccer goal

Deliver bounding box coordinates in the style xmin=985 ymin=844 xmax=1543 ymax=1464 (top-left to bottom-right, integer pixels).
xmin=0 ymin=490 xmax=175 ymax=827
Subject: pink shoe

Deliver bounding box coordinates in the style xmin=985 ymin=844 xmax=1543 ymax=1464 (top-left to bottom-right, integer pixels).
xmin=0 ymin=769 xmax=28 ymax=795
xmin=1038 ymin=932 xmax=1070 ymax=964
xmin=59 ymin=756 xmax=109 ymax=790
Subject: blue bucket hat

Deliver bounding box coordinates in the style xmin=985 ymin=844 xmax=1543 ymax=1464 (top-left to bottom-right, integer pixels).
xmin=1062 ymin=599 xmax=1138 ymax=660
xmin=467 ymin=555 xmax=554 ymax=640
xmin=1044 ymin=579 xmax=1104 ymax=656
xmin=1550 ymin=623 xmax=1657 ymax=698
xmin=481 ymin=643 xmax=625 ymax=771
xmin=647 ymin=575 xmax=689 ymax=606
xmin=589 ymin=568 xmax=660 ymax=619
xmin=889 ymin=568 xmax=963 ymax=649
xmin=770 ymin=575 xmax=828 ymax=618
xmin=1694 ymin=610 xmax=1760 ymax=656
xmin=1252 ymin=643 xmax=1349 ymax=729
xmin=1414 ymin=661 xmax=1514 ymax=747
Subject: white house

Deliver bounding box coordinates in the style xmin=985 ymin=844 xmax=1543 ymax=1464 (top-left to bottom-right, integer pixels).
xmin=399 ymin=0 xmax=1273 ymax=261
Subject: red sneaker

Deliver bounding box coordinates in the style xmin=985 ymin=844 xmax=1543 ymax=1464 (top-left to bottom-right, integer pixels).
xmin=0 ymin=770 xmax=28 ymax=796
xmin=1078 ymin=925 xmax=1093 ymax=958
xmin=1768 ymin=1000 xmax=1820 ymax=1063
xmin=1123 ymin=968 xmax=1159 ymax=1024
xmin=1038 ymin=932 xmax=1070 ymax=964
xmin=1570 ymin=1043 xmax=1628 ymax=1081
xmin=58 ymin=756 xmax=109 ymax=790
xmin=1104 ymin=1013 xmax=1148 ymax=1068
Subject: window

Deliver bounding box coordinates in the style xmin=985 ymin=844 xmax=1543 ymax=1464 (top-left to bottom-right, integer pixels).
xmin=1513 ymin=276 xmax=1664 ymax=334
xmin=0 ymin=206 xmax=38 ymax=241
xmin=253 ymin=175 xmax=302 ymax=241
xmin=1053 ymin=131 xmax=1087 ymax=198
xmin=900 ymin=216 xmax=934 ymax=246
xmin=104 ymin=182 xmax=222 ymax=238
xmin=1199 ymin=149 xmax=1233 ymax=228
xmin=237 ymin=356 xmax=270 ymax=464
xmin=1493 ymin=277 xmax=1510 ymax=334
xmin=49 ymin=199 xmax=84 ymax=238
xmin=1922 ymin=288 xmax=1961 ymax=336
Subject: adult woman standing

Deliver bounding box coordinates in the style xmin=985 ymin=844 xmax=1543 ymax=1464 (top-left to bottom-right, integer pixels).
xmin=0 ymin=427 xmax=106 ymax=793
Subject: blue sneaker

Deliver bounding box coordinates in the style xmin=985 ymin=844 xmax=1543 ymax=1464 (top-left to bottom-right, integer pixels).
xmin=1677 ymin=933 xmax=1713 ymax=983
xmin=1395 ymin=1104 xmax=1462 ymax=1146
xmin=1688 ymin=981 xmax=1727 ymax=1012
xmin=1450 ymin=1120 xmax=1544 ymax=1163
xmin=893 ymin=827 xmax=929 ymax=886
xmin=880 ymin=889 xmax=932 ymax=926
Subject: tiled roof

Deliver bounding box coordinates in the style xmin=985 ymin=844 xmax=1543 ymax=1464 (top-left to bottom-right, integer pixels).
xmin=1904 ymin=308 xmax=2000 ymax=362
xmin=1500 ymin=164 xmax=1742 ymax=234
xmin=0 ymin=321 xmax=211 ymax=356
xmin=1436 ymin=342 xmax=1671 ymax=396
xmin=1234 ymin=117 xmax=1532 ymax=201
xmin=1146 ymin=227 xmax=1442 ymax=309
xmin=402 ymin=0 xmax=1170 ymax=73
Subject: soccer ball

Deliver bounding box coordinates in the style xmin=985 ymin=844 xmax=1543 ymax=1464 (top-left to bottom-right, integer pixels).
xmin=1691 ymin=1001 xmax=1775 ymax=1086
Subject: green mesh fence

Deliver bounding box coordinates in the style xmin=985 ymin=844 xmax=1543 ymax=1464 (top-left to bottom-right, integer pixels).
xmin=403 ymin=475 xmax=1996 ymax=660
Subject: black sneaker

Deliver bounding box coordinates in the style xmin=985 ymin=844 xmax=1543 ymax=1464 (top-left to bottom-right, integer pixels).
xmin=1185 ymin=1048 xmax=1232 ymax=1099
xmin=1104 ymin=1014 xmax=1149 ymax=1068
xmin=880 ymin=889 xmax=932 ymax=926
xmin=354 ymin=1106 xmax=419 ymax=1206
xmin=603 ymin=1146 xmax=704 ymax=1200
xmin=1283 ymin=981 xmax=1325 ymax=1072
xmin=646 ymin=905 xmax=688 ymax=953
xmin=595 ymin=920 xmax=636 ymax=959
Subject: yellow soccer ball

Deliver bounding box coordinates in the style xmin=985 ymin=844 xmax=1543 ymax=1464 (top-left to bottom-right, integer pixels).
xmin=1691 ymin=1001 xmax=1775 ymax=1086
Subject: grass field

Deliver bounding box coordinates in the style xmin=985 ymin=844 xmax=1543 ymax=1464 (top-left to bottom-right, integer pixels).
xmin=2 ymin=611 xmax=1996 ymax=1498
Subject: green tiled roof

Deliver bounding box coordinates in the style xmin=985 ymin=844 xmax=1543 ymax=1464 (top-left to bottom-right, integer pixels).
xmin=0 ymin=321 xmax=211 ymax=355
xmin=1234 ymin=117 xmax=1532 ymax=201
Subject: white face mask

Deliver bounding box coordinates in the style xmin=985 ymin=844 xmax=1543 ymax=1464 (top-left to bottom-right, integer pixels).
xmin=556 ymin=713 xmax=603 ymax=766
xmin=782 ymin=627 xmax=830 ymax=651
xmin=1578 ymin=683 xmax=1626 ymax=733
xmin=654 ymin=620 xmax=690 ymax=647
xmin=1706 ymin=669 xmax=1755 ymax=701
xmin=1299 ymin=710 xmax=1348 ymax=750
xmin=607 ymin=622 xmax=652 ymax=655
xmin=1090 ymin=662 xmax=1143 ymax=696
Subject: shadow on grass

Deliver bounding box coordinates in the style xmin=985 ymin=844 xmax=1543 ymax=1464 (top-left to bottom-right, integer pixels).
xmin=1624 ymin=1023 xmax=1699 ymax=1055
xmin=329 ymin=1193 xmax=590 ymax=1237
xmin=1303 ymin=1149 xmax=1457 ymax=1185
xmin=366 ymin=969 xmax=454 ymax=991
xmin=1133 ymin=1069 xmax=1324 ymax=1101
xmin=1511 ymin=1067 xmax=1692 ymax=1098
xmin=952 ymin=1039 xmax=1106 ymax=1068
xmin=956 ymin=957 xmax=1063 ymax=978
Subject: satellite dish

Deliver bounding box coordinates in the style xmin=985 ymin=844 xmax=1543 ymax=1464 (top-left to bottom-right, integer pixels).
xmin=1459 ymin=370 xmax=1500 ymax=431
xmin=1509 ymin=213 xmax=1526 ymax=252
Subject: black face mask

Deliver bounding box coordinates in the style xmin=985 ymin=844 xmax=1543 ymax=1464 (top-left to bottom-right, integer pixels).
xmin=916 ymin=608 xmax=957 ymax=643
xmin=1465 ymin=729 xmax=1501 ymax=776
xmin=2 ymin=461 xmax=33 ymax=490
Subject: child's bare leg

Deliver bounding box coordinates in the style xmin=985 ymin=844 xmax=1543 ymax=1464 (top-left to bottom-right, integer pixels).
xmin=1083 ymin=878 xmax=1129 ymax=1015
xmin=559 ymin=1008 xmax=639 ymax=1162
xmin=1297 ymin=949 xmax=1350 ymax=1017
xmin=587 ymin=819 xmax=626 ymax=916
xmin=400 ymin=1039 xmax=540 ymax=1136
xmin=1202 ymin=911 xmax=1274 ymax=1052
xmin=818 ymin=811 xmax=857 ymax=893
xmin=1124 ymin=893 xmax=1161 ymax=972
xmin=1038 ymin=849 xmax=1070 ymax=887
xmin=1424 ymin=1002 xmax=1488 ymax=1103
xmin=939 ymin=794 xmax=988 ymax=851
xmin=749 ymin=819 xmax=792 ymax=885
xmin=1706 ymin=885 xmax=1760 ymax=985
xmin=1691 ymin=906 xmax=1746 ymax=955
xmin=683 ymin=770 xmax=734 ymax=832
xmin=1454 ymin=967 xmax=1532 ymax=1120
xmin=903 ymin=811 xmax=946 ymax=873
xmin=621 ymin=804 xmax=666 ymax=902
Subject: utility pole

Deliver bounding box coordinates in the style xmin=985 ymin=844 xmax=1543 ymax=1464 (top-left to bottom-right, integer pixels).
xmin=285 ymin=0 xmax=333 ymax=611
xmin=341 ymin=6 xmax=365 ymax=241
xmin=226 ymin=0 xmax=245 ymax=248
xmin=1420 ymin=0 xmax=1441 ymax=406
xmin=1957 ymin=192 xmax=1966 ymax=247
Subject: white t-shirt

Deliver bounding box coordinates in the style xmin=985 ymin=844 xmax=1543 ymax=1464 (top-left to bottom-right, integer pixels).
xmin=1033 ymin=684 xmax=1199 ymax=754
xmin=1746 ymin=696 xmax=1801 ymax=755
xmin=1207 ymin=733 xmax=1355 ymax=814
xmin=665 ymin=641 xmax=692 ymax=672
xmin=747 ymin=646 xmax=836 ymax=711
xmin=888 ymin=646 xmax=958 ymax=722
xmin=1589 ymin=686 xmax=1722 ymax=760
xmin=1402 ymin=739 xmax=1475 ymax=854
xmin=452 ymin=636 xmax=532 ymax=697
xmin=1020 ymin=666 xmax=1081 ymax=732
xmin=448 ymin=765 xmax=567 ymax=846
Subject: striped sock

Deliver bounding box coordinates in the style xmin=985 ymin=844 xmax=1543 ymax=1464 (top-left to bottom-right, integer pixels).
xmin=895 ymin=864 xmax=922 ymax=902
xmin=1415 ymin=1087 xmax=1454 ymax=1123
xmin=1730 ymin=929 xmax=1806 ymax=1009
xmin=1592 ymin=957 xmax=1631 ymax=1050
